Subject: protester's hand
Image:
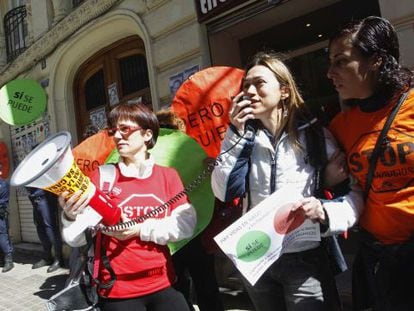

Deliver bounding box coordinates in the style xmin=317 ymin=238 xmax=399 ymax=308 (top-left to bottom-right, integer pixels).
xmin=103 ymin=213 xmax=141 ymax=240
xmin=291 ymin=196 xmax=326 ymax=224
xmin=229 ymin=92 xmax=254 ymax=133
xmin=324 ymin=150 xmax=348 ymax=188
xmin=58 ymin=190 xmax=90 ymax=221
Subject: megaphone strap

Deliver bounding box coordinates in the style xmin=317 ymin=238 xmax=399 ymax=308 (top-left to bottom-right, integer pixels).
xmin=99 ymin=131 xmax=247 ymax=233
xmin=99 ymin=161 xmax=215 ymax=233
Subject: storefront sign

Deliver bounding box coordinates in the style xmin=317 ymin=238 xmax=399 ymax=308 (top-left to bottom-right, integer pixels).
xmin=0 ymin=79 xmax=47 ymax=126
xmin=195 ymin=0 xmax=250 ymax=23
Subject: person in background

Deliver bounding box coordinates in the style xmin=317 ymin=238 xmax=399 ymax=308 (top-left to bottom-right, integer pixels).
xmin=156 ymin=108 xmax=224 ymax=311
xmin=0 ymin=163 xmax=14 ymax=273
xmin=59 ymin=103 xmax=195 ymax=311
xmin=156 ymin=108 xmax=186 ymax=132
xmin=212 ymin=51 xmax=363 ymax=311
xmin=26 ymin=187 xmax=64 ymax=273
xmin=327 ymin=16 xmax=414 ymax=310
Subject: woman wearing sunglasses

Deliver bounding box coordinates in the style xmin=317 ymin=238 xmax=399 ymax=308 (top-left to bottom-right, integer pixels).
xmin=59 ymin=103 xmax=196 ymax=311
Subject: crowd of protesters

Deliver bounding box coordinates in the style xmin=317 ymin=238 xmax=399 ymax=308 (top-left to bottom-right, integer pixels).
xmin=1 ymin=15 xmax=413 ymax=311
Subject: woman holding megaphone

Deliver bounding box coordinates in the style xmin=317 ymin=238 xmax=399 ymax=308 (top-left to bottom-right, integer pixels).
xmin=59 ymin=103 xmax=196 ymax=311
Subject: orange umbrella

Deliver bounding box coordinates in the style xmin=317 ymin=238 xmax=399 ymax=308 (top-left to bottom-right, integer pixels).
xmin=172 ymin=66 xmax=245 ymax=158
xmin=72 ymin=130 xmax=116 ymax=177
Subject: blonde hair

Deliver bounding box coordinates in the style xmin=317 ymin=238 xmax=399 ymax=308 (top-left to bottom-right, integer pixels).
xmin=245 ymin=52 xmax=311 ymax=151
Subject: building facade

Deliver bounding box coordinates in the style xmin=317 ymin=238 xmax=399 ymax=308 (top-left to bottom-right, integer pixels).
xmin=0 ymin=0 xmax=413 ymax=248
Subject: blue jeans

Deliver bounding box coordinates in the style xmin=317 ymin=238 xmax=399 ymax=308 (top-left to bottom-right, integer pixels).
xmin=242 ymin=246 xmax=340 ymax=311
xmin=29 ymin=191 xmax=63 ymax=260
xmin=0 ymin=206 xmax=13 ymax=255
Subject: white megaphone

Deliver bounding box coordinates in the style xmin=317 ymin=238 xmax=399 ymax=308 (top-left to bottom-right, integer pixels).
xmin=10 ymin=131 xmax=121 ymax=238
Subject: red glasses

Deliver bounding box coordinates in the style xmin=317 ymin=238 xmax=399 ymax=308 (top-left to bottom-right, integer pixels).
xmin=107 ymin=125 xmax=142 ymax=137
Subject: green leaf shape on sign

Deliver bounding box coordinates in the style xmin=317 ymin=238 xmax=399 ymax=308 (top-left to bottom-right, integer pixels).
xmin=236 ymin=230 xmax=271 ymax=262
xmin=0 ymin=79 xmax=47 ymax=125
xmin=105 ymin=128 xmax=214 ymax=254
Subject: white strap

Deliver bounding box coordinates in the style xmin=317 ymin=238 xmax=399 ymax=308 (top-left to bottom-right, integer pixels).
xmin=98 ymin=164 xmax=116 ymax=193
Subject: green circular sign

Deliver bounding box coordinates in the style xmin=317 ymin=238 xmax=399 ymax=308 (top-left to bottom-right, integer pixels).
xmin=236 ymin=230 xmax=271 ymax=262
xmin=0 ymin=79 xmax=47 ymax=125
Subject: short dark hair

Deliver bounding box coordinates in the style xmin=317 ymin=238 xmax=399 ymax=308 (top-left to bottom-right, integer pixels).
xmin=329 ymin=16 xmax=413 ymax=98
xmin=108 ymin=103 xmax=159 ymax=149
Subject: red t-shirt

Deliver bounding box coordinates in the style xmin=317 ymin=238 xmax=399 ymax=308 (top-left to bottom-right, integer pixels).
xmin=90 ymin=164 xmax=188 ymax=298
xmin=329 ymin=90 xmax=414 ymax=244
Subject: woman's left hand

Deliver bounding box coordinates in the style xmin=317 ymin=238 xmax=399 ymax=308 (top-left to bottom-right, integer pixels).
xmin=103 ymin=213 xmax=141 ymax=240
xmin=291 ymin=197 xmax=326 ymax=224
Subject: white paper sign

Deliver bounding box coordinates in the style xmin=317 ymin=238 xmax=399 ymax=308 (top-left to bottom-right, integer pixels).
xmin=214 ymin=187 xmax=321 ymax=285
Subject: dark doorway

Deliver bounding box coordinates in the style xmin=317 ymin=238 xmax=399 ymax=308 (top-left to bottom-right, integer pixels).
xmin=239 ymin=0 xmax=380 ymax=123
xmin=73 ymin=36 xmax=151 ymax=140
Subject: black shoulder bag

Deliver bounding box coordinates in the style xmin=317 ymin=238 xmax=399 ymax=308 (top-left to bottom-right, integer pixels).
xmin=352 ymin=91 xmax=409 ymax=310
xmin=363 ymin=91 xmax=408 ymax=200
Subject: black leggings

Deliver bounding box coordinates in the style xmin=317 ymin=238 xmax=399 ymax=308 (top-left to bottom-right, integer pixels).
xmin=99 ymin=286 xmax=190 ymax=311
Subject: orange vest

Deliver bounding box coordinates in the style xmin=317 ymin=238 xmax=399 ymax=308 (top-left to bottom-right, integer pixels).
xmin=330 ymin=90 xmax=414 ymax=244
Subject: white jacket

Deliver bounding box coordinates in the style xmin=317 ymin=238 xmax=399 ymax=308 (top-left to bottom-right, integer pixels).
xmin=61 ymin=157 xmax=196 ymax=247
xmin=212 ymin=122 xmax=363 ymax=252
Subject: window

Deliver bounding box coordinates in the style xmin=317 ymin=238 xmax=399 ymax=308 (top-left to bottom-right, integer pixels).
xmin=4 ymin=4 xmax=28 ymax=62
xmin=119 ymin=55 xmax=149 ymax=96
xmin=84 ymin=69 xmax=106 ymax=111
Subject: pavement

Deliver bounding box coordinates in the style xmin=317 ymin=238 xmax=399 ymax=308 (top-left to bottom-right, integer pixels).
xmin=0 ymin=243 xmax=69 ymax=311
xmin=0 ymin=238 xmax=356 ymax=311
xmin=0 ymin=243 xmax=253 ymax=311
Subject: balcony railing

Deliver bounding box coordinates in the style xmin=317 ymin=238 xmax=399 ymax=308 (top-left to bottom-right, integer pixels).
xmin=4 ymin=5 xmax=28 ymax=63
xmin=73 ymin=0 xmax=86 ymax=8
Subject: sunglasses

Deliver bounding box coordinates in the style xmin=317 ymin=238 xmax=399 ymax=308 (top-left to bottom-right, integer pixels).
xmin=107 ymin=125 xmax=142 ymax=137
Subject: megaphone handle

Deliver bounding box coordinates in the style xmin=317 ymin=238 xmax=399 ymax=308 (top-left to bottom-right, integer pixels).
xmin=88 ymin=187 xmax=122 ymax=226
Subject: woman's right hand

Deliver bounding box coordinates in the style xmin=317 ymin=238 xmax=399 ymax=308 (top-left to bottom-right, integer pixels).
xmin=58 ymin=190 xmax=91 ymax=221
xmin=229 ymin=92 xmax=254 ymax=133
